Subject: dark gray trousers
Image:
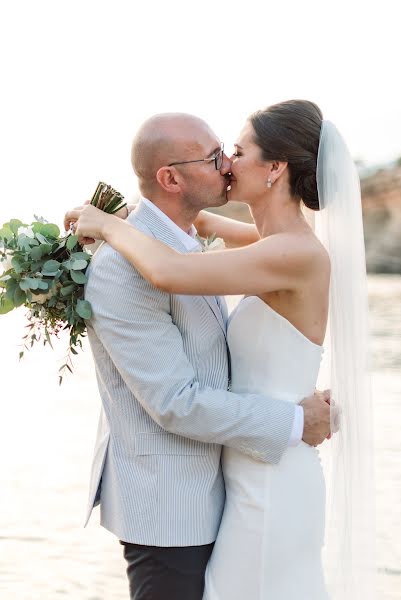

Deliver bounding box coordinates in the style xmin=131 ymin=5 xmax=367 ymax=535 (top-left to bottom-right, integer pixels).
xmin=121 ymin=541 xmax=214 ymax=600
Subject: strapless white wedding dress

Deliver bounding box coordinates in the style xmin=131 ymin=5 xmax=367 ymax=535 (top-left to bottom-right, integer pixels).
xmin=203 ymin=296 xmax=329 ymax=600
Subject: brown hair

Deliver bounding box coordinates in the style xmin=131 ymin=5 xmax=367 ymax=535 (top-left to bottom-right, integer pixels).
xmin=249 ymin=99 xmax=323 ymax=210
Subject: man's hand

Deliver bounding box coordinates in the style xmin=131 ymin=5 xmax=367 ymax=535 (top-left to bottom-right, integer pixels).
xmin=300 ymin=389 xmax=334 ymax=446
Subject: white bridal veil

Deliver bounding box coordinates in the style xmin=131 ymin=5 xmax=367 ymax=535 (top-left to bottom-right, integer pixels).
xmin=314 ymin=121 xmax=376 ymax=598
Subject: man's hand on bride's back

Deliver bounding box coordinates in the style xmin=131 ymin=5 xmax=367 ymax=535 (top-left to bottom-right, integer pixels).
xmin=300 ymin=389 xmax=333 ymax=446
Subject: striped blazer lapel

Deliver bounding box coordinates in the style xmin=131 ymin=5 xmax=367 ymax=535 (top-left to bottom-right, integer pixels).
xmin=202 ymin=295 xmax=226 ymax=338
xmin=130 ymin=201 xmax=227 ymax=338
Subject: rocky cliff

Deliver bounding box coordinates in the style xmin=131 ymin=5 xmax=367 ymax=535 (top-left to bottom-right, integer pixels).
xmin=361 ymin=166 xmax=401 ymax=273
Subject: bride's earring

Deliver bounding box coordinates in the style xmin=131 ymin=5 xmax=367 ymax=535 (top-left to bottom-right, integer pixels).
xmin=267 ymin=179 xmax=272 ymax=188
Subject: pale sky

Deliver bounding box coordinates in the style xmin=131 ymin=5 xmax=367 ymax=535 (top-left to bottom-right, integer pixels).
xmin=1 ymin=0 xmax=400 ymax=225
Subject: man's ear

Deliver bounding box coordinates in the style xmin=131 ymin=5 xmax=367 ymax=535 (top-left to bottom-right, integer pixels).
xmin=156 ymin=166 xmax=181 ymax=194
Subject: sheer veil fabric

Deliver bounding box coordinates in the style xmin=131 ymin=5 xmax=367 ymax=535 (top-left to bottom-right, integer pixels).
xmin=314 ymin=121 xmax=376 ymax=598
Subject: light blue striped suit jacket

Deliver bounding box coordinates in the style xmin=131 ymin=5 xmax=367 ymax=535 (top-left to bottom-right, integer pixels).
xmin=84 ymin=200 xmax=295 ymax=546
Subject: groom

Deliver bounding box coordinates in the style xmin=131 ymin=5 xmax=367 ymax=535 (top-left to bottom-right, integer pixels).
xmin=80 ymin=113 xmax=331 ymax=600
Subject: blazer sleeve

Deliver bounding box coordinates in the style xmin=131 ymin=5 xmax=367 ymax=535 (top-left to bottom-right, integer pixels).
xmin=86 ymin=249 xmax=296 ymax=465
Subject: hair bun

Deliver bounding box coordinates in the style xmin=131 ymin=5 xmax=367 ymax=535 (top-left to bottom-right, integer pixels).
xmin=299 ymin=172 xmax=320 ymax=211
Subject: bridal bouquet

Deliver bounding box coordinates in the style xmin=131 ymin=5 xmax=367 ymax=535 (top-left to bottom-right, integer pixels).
xmin=0 ymin=182 xmax=126 ymax=383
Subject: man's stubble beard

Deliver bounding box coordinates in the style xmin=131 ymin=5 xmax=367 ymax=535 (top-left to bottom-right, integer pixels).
xmin=181 ymin=188 xmax=228 ymax=217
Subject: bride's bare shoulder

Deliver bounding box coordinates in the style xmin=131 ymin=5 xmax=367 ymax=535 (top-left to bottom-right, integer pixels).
xmin=258 ymin=230 xmax=330 ymax=269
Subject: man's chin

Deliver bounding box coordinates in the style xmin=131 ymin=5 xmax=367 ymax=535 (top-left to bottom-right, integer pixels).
xmin=208 ymin=194 xmax=229 ymax=208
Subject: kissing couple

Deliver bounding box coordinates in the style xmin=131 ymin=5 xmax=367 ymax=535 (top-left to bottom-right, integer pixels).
xmin=65 ymin=100 xmax=375 ymax=599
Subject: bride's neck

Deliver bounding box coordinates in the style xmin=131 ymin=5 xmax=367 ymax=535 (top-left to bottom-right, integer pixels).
xmin=249 ymin=192 xmax=307 ymax=238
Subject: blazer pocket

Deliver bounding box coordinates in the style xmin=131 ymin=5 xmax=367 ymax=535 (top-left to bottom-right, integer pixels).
xmin=134 ymin=432 xmax=217 ymax=456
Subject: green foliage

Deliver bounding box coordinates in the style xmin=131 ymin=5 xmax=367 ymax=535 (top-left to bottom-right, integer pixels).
xmin=0 ymin=295 xmax=14 ymax=314
xmin=0 ymin=217 xmax=91 ymax=379
xmin=0 ymin=180 xmax=125 ymax=383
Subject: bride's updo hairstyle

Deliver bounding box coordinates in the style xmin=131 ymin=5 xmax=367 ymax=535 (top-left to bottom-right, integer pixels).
xmin=249 ymin=100 xmax=323 ymax=210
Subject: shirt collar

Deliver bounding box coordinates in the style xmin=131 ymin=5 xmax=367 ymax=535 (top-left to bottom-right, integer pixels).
xmin=141 ymin=197 xmax=201 ymax=252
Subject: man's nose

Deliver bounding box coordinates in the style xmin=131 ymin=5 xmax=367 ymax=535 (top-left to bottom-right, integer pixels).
xmin=220 ymin=153 xmax=232 ymax=175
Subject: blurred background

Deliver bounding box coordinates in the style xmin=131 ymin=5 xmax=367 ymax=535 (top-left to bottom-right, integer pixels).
xmin=0 ymin=1 xmax=400 ymax=598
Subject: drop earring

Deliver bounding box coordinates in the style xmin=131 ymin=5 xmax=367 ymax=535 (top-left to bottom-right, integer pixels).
xmin=267 ymin=179 xmax=272 ymax=188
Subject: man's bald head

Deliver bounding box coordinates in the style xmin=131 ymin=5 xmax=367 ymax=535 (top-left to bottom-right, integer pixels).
xmin=131 ymin=113 xmax=216 ymax=194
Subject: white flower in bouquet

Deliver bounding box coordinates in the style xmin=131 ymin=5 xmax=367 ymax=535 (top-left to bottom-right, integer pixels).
xmin=0 ymin=251 xmax=13 ymax=274
xmin=17 ymin=226 xmax=35 ymax=238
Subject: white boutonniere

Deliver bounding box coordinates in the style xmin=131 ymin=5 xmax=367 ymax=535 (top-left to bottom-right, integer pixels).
xmin=196 ymin=233 xmax=226 ymax=252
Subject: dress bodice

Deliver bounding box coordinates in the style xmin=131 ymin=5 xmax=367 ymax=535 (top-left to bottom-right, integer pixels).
xmin=227 ymin=296 xmax=323 ymax=403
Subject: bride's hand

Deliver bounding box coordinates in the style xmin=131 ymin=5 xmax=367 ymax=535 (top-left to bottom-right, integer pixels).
xmin=64 ymin=204 xmax=117 ymax=243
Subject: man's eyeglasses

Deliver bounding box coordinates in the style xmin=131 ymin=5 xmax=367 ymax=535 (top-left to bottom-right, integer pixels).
xmin=168 ymin=142 xmax=224 ymax=171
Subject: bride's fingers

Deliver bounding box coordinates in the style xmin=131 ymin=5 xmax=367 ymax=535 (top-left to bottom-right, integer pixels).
xmin=78 ymin=235 xmax=96 ymax=245
xmin=64 ymin=209 xmax=82 ymax=232
xmin=64 ymin=217 xmax=78 ymax=232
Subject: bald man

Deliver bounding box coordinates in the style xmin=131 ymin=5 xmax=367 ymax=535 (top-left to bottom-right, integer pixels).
xmin=79 ymin=114 xmax=330 ymax=600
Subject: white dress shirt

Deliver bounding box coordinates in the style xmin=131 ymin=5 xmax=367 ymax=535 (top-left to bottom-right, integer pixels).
xmin=141 ymin=197 xmax=304 ymax=446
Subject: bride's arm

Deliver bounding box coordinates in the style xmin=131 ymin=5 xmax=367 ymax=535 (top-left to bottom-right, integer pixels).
xmin=194 ymin=210 xmax=260 ymax=247
xmin=64 ymin=205 xmax=321 ymax=296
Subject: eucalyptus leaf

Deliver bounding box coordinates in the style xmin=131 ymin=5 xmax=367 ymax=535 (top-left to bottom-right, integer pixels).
xmin=20 ymin=278 xmax=39 ymax=291
xmin=11 ymin=256 xmax=24 ymax=274
xmin=35 ymin=232 xmax=49 ymax=244
xmin=42 ymin=260 xmax=61 ymax=274
xmin=70 ymin=259 xmax=88 ymax=271
xmin=17 ymin=237 xmax=32 ymax=252
xmin=30 ymin=246 xmax=44 ymax=260
xmin=14 ymin=287 xmax=26 ymax=307
xmin=70 ymin=270 xmax=88 ymax=284
xmin=0 ymin=226 xmax=13 ymax=241
xmin=76 ymin=299 xmax=92 ymax=319
xmin=70 ymin=252 xmax=91 ymax=261
xmin=62 ymin=259 xmax=73 ymax=270
xmin=41 ymin=223 xmax=60 ymax=239
xmin=0 ymin=294 xmax=14 ymax=314
xmin=41 ymin=244 xmax=53 ymax=256
xmin=6 ymin=279 xmax=18 ymax=299
xmin=66 ymin=235 xmax=79 ymax=250
xmin=32 ymin=222 xmax=46 ymax=234
xmin=60 ymin=284 xmax=76 ymax=297
xmin=9 ymin=219 xmax=25 ymax=235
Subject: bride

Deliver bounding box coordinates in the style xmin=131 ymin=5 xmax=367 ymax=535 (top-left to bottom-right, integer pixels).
xmin=66 ymin=100 xmax=375 ymax=599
